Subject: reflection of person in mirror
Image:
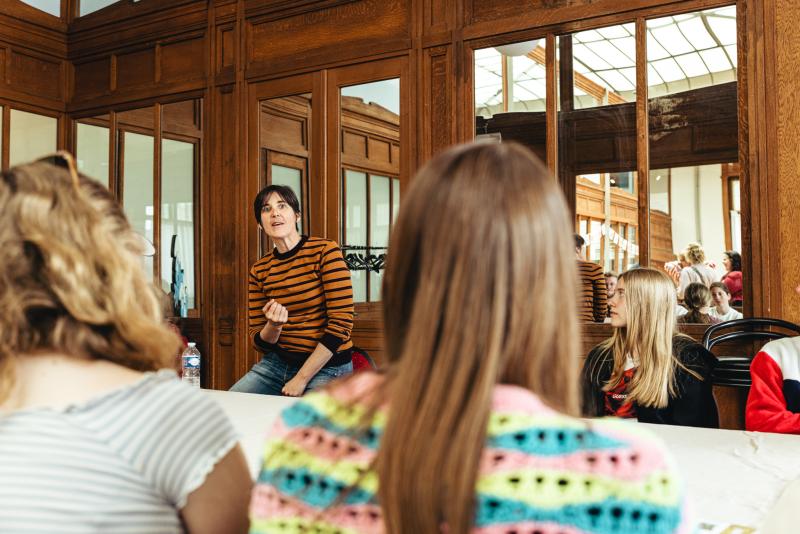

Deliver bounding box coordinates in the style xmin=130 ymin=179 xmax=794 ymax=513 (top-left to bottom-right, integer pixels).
xmin=604 ymin=272 xmax=618 ymax=318
xmin=676 ymin=242 xmax=718 ymax=300
xmin=709 ymin=282 xmax=743 ymax=322
xmin=677 ymin=283 xmax=719 ymax=325
xmin=582 ymin=268 xmax=718 ymax=428
xmin=231 ymin=185 xmax=355 ymax=397
xmin=575 ymin=234 xmax=607 ymax=323
xmin=721 ymin=250 xmax=743 ymax=305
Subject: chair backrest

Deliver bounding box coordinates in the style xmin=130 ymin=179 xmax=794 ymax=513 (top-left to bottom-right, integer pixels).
xmin=702 ymin=317 xmax=800 ymax=387
xmin=351 ymin=346 xmax=377 ymax=372
xmin=702 ymin=317 xmax=800 ymax=352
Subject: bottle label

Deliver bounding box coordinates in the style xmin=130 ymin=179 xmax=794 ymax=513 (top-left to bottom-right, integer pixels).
xmin=186 ymin=356 xmax=200 ymax=368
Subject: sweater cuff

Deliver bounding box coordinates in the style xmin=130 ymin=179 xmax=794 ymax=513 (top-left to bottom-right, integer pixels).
xmin=253 ymin=332 xmax=277 ymax=353
xmin=320 ymin=333 xmax=343 ymax=354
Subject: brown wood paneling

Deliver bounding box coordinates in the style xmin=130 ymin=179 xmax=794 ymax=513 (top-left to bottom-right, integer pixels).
xmin=8 ymin=49 xmax=63 ymax=100
xmin=116 ymin=48 xmax=155 ymax=89
xmin=74 ymin=57 xmax=110 ymax=96
xmin=160 ymin=36 xmax=207 ymax=83
xmin=775 ymin=0 xmax=800 ymax=324
xmin=219 ymin=26 xmax=235 ymax=70
xmin=246 ymin=0 xmax=410 ymax=73
xmin=421 ymin=45 xmax=454 ymax=160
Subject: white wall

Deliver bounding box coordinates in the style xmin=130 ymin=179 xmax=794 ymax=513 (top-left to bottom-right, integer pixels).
xmin=669 ymin=164 xmax=727 ymax=276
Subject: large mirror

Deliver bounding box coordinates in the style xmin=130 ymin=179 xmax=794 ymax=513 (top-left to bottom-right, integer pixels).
xmin=558 ymin=23 xmax=639 ymax=286
xmin=339 ymin=79 xmax=401 ymax=303
xmin=647 ymin=6 xmax=740 ymax=323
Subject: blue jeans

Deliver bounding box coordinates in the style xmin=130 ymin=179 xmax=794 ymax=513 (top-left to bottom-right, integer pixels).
xmin=229 ymin=351 xmax=353 ymax=396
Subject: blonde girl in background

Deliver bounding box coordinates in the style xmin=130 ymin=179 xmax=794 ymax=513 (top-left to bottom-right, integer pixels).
xmin=582 ymin=268 xmax=718 ymax=428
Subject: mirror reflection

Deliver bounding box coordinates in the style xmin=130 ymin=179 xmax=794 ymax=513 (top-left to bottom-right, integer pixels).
xmin=647 ymin=6 xmax=740 ymax=323
xmin=339 ymin=79 xmax=400 ymax=303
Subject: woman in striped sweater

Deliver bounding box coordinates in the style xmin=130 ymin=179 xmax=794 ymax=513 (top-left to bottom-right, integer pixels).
xmin=231 ymin=184 xmax=355 ymax=397
xmin=249 ymin=142 xmax=689 ymax=534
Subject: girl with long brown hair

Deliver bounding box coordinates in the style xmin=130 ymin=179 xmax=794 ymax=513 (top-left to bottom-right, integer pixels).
xmin=249 ymin=143 xmax=688 ymax=533
xmin=582 ymin=268 xmax=719 ymax=427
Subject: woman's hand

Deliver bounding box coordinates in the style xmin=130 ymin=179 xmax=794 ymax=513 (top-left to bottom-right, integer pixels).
xmin=281 ymin=374 xmax=309 ymax=397
xmin=263 ymin=299 xmax=288 ymax=326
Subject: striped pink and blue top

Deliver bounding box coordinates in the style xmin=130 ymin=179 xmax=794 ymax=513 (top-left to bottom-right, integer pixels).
xmin=250 ymin=372 xmax=689 ymax=534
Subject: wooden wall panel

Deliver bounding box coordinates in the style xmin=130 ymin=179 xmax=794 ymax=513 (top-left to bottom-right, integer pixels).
xmin=116 ymin=48 xmax=155 ymax=89
xmin=775 ymin=0 xmax=800 ymax=324
xmin=421 ymin=45 xmax=455 ymax=160
xmin=246 ymin=0 xmax=410 ymax=73
xmin=74 ymin=57 xmax=109 ymax=96
xmin=161 ymin=37 xmax=207 ymax=82
xmin=8 ymin=50 xmax=62 ymax=101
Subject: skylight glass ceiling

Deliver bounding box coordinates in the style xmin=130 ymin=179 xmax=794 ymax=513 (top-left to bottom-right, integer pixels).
xmin=474 ymin=5 xmax=737 ymax=114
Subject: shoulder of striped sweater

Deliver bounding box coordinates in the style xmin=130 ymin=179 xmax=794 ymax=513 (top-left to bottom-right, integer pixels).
xmin=306 ymin=236 xmax=341 ymax=250
xmin=251 ymin=253 xmax=275 ymax=272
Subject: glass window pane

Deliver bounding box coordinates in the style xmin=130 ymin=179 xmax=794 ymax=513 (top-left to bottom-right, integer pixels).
xmin=475 ymin=38 xmax=547 ymax=119
xmin=79 ymin=0 xmax=119 ymax=16
xmin=344 ymin=170 xmax=367 ymax=302
xmin=122 ymin=131 xmax=155 ymax=280
xmin=9 ymin=110 xmax=57 ymax=167
xmin=341 ymin=79 xmax=400 ymax=115
xmin=20 ymin=0 xmax=60 ymax=16
xmin=392 ymin=178 xmax=400 ymax=224
xmin=76 ymin=122 xmax=110 ymax=187
xmin=369 ymin=175 xmax=390 ymax=302
xmin=161 ymin=139 xmax=195 ymax=313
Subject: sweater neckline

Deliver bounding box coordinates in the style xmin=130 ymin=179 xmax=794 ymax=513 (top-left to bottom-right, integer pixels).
xmin=273 ymin=235 xmax=308 ymax=260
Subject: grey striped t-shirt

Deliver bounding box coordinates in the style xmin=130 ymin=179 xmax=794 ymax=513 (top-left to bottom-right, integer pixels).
xmin=0 ymin=370 xmax=239 ymax=533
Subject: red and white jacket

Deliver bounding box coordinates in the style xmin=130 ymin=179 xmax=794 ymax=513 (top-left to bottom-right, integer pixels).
xmin=746 ymin=336 xmax=800 ymax=434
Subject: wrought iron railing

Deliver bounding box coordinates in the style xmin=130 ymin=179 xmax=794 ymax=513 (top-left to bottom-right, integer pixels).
xmin=341 ymin=245 xmax=387 ymax=273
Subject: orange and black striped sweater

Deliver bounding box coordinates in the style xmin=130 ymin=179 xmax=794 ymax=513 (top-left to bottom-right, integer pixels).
xmin=248 ymin=236 xmax=354 ymax=367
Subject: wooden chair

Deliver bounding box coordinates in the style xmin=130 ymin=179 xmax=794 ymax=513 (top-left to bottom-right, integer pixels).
xmin=702 ymin=318 xmax=800 ymax=429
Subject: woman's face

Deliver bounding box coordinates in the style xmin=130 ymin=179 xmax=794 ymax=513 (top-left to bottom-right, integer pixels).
xmin=711 ymin=286 xmax=730 ymax=307
xmin=722 ymin=255 xmax=732 ymax=272
xmin=605 ymin=275 xmax=617 ymax=298
xmin=608 ymin=278 xmax=628 ymax=328
xmin=259 ymin=193 xmax=300 ymax=240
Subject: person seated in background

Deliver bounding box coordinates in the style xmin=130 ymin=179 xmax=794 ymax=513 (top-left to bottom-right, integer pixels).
xmin=0 ymin=156 xmax=251 ymax=533
xmin=678 ymin=283 xmax=719 ymax=325
xmin=709 ymin=281 xmax=743 ymax=322
xmin=604 ymin=271 xmax=618 ymax=318
xmin=231 ymin=184 xmax=355 ymax=397
xmin=721 ymin=250 xmax=743 ymax=305
xmin=576 ymin=234 xmax=608 ymax=322
xmin=582 ymin=268 xmax=719 ymax=428
xmin=249 ymin=142 xmax=690 ymax=534
xmin=745 ymin=284 xmax=800 ymax=434
xmin=677 ymin=242 xmax=718 ymax=300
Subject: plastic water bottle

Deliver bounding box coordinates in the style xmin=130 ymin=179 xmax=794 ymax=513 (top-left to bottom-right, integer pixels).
xmin=181 ymin=342 xmax=201 ymax=388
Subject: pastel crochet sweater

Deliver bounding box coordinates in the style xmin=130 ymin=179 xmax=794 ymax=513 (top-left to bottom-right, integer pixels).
xmin=250 ymin=373 xmax=689 ymax=534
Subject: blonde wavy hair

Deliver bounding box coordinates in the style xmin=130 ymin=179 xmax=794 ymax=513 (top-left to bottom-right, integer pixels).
xmin=684 ymin=242 xmax=706 ymax=265
xmin=0 ymin=162 xmax=180 ymax=403
xmin=599 ymin=268 xmax=700 ymax=408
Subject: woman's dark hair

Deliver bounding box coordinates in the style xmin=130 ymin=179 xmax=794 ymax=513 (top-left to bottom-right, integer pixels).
xmin=710 ymin=281 xmax=730 ymax=295
xmin=574 ymin=233 xmax=586 ymax=249
xmin=724 ymin=250 xmax=742 ymax=272
xmin=252 ymin=184 xmax=301 ymax=224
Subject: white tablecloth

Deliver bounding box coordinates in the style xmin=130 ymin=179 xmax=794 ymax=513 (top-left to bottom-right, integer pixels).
xmin=204 ymin=389 xmax=800 ymax=530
